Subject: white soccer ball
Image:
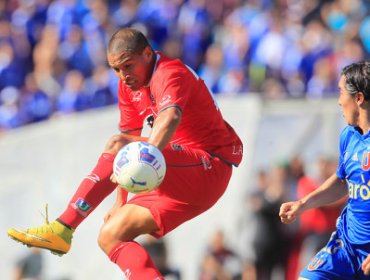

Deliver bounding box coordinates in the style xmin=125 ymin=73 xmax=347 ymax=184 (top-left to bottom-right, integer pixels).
xmin=113 ymin=141 xmax=166 ymax=193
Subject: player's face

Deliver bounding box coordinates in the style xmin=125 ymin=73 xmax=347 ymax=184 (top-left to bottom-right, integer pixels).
xmin=338 ymin=75 xmax=359 ymax=126
xmin=108 ymin=47 xmax=154 ymax=91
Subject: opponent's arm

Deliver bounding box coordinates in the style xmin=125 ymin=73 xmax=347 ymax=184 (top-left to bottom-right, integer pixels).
xmin=299 ymin=173 xmax=347 ymax=209
xmin=148 ymin=106 xmax=182 ymax=150
xmin=280 ymin=173 xmax=347 ymax=224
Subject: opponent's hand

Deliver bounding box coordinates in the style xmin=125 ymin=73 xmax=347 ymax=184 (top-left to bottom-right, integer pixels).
xmin=362 ymin=254 xmax=370 ymax=275
xmin=279 ymin=200 xmax=303 ymax=224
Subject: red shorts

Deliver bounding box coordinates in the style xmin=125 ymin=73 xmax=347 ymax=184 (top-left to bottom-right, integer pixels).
xmin=127 ymin=144 xmax=233 ymax=238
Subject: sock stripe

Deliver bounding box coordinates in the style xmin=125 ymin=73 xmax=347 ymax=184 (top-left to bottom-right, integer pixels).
xmin=109 ymin=242 xmax=128 ymax=263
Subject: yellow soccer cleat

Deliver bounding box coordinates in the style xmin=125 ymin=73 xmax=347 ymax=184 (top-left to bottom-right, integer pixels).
xmin=7 ymin=220 xmax=74 ymax=256
xmin=7 ymin=206 xmax=74 ymax=256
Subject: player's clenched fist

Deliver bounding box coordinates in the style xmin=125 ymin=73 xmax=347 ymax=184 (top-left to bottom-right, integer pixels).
xmin=279 ymin=200 xmax=304 ymax=224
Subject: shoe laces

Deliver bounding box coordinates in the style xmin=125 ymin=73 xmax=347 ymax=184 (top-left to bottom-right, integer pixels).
xmin=39 ymin=203 xmax=50 ymax=225
xmin=25 ymin=204 xmax=53 ymax=234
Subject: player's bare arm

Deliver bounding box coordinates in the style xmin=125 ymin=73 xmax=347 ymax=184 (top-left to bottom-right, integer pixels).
xmin=280 ymin=173 xmax=347 ymax=224
xmin=103 ymin=132 xmax=146 ymax=155
xmin=148 ymin=106 xmax=182 ymax=150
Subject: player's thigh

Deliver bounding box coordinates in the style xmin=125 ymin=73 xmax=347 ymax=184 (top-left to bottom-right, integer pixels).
xmin=100 ymin=203 xmax=159 ymax=243
xmin=160 ymin=144 xmax=233 ymax=206
xmin=127 ymin=145 xmax=233 ymax=237
xmin=299 ymin=231 xmax=355 ymax=280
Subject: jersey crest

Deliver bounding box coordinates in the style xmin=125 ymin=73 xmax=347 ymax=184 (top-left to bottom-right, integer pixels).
xmin=362 ymin=151 xmax=370 ymax=171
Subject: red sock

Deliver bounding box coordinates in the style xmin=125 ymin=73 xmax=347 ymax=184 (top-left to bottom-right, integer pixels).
xmin=109 ymin=241 xmax=163 ymax=280
xmin=58 ymin=153 xmax=128 ymax=229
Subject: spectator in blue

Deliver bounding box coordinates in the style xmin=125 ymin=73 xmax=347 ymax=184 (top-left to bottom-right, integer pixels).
xmin=359 ymin=16 xmax=370 ymax=56
xmin=20 ymin=73 xmax=53 ymax=124
xmin=59 ymin=25 xmax=94 ymax=77
xmin=56 ymin=70 xmax=90 ymax=114
xmin=0 ymin=41 xmax=27 ymax=91
xmin=0 ymin=86 xmax=23 ymax=130
xmin=198 ymin=43 xmax=224 ymax=93
xmin=86 ymin=65 xmax=116 ymax=108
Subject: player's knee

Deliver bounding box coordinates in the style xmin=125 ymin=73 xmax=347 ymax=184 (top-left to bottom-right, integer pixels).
xmin=97 ymin=214 xmax=136 ymax=254
xmin=97 ymin=228 xmax=108 ymax=253
xmin=97 ymin=224 xmax=126 ymax=255
xmin=97 ymin=227 xmax=110 ymax=254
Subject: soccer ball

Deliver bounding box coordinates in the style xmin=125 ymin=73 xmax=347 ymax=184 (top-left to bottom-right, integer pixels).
xmin=113 ymin=141 xmax=166 ymax=193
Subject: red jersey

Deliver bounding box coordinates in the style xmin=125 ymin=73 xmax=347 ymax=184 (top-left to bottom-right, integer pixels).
xmin=118 ymin=52 xmax=243 ymax=166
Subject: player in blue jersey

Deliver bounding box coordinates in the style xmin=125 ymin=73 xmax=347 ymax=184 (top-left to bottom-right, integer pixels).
xmin=279 ymin=61 xmax=370 ymax=279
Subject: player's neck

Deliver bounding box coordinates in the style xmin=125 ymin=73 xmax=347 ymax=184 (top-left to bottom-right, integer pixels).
xmin=358 ymin=112 xmax=370 ymax=134
xmin=144 ymin=53 xmax=159 ymax=87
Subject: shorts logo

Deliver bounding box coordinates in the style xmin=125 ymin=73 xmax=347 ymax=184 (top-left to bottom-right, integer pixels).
xmin=232 ymin=144 xmax=243 ymax=155
xmin=323 ymin=238 xmax=343 ymax=255
xmin=201 ymin=156 xmax=212 ymax=170
xmin=307 ymin=257 xmax=323 ymax=271
xmin=71 ymin=198 xmax=91 ymax=217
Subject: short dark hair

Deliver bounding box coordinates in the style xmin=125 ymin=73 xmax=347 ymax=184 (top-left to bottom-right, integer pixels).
xmin=341 ymin=61 xmax=370 ymax=100
xmin=107 ymin=28 xmax=151 ymax=55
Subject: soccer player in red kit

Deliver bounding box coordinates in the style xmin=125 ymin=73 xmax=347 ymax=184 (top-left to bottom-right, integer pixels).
xmin=8 ymin=28 xmax=243 ymax=279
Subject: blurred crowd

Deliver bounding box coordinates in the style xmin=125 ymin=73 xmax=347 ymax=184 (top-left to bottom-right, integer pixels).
xmin=196 ymin=155 xmax=345 ymax=280
xmin=0 ymin=0 xmax=369 ymax=130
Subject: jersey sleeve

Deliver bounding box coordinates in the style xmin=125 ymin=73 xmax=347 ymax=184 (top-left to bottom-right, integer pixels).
xmin=336 ymin=126 xmax=351 ymax=179
xmin=118 ymin=81 xmax=143 ymax=132
xmin=153 ymin=65 xmax=193 ymax=113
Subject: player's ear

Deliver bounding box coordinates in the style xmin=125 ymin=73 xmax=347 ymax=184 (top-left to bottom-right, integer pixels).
xmin=143 ymin=46 xmax=153 ymax=62
xmin=356 ymin=91 xmax=365 ymax=105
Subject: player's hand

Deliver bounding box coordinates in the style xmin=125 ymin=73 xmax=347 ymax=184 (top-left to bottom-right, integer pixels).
xmin=279 ymin=200 xmax=303 ymax=224
xmin=362 ymin=254 xmax=370 ymax=275
xmin=110 ymin=173 xmax=117 ymax=184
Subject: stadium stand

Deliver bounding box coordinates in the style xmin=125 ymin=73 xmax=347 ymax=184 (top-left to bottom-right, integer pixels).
xmin=0 ymin=0 xmax=369 ymax=130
